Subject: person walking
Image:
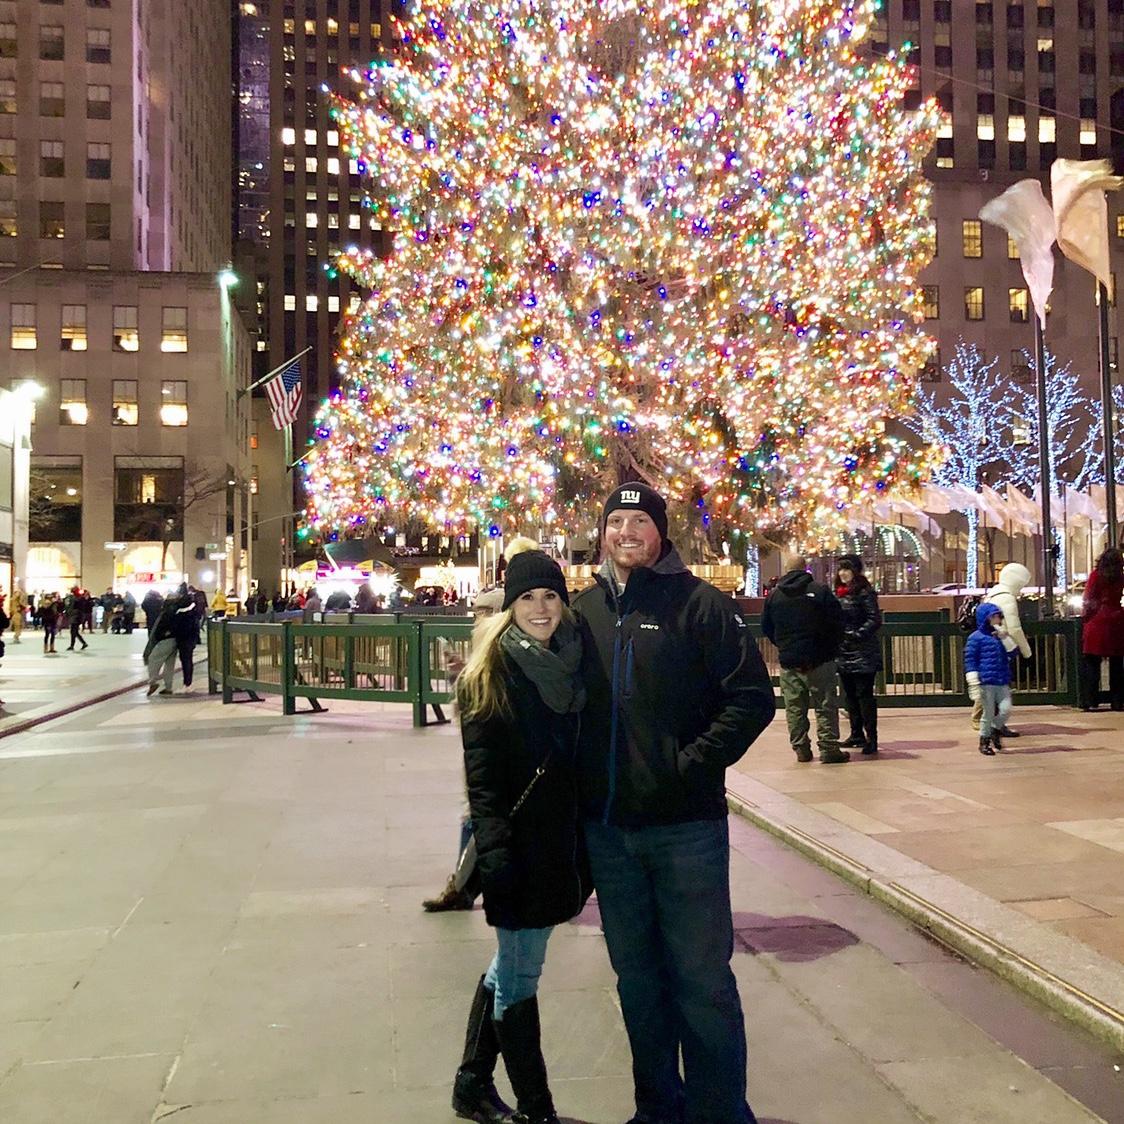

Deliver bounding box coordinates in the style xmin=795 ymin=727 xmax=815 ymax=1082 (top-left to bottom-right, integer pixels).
xmin=98 ymin=588 xmax=115 ymax=632
xmin=64 ymin=587 xmax=88 ymax=651
xmin=210 ymin=587 xmax=228 ymax=618
xmin=40 ymin=594 xmax=60 ymax=654
xmin=141 ymin=588 xmax=164 ymax=634
xmin=168 ymin=585 xmax=199 ymax=691
xmin=965 ymin=602 xmax=1014 ymax=755
xmin=574 ymin=482 xmax=775 ymax=1124
xmin=762 ymin=552 xmax=849 ymax=764
xmin=144 ymin=596 xmax=180 ymax=696
xmin=452 ymin=549 xmax=589 ymax=1124
xmin=973 ymin=562 xmax=1032 ymax=735
xmin=834 ymin=554 xmax=883 ymax=755
xmin=8 ymin=587 xmax=24 ymax=644
xmin=1078 ymin=547 xmax=1124 ymax=712
xmin=122 ymin=590 xmax=138 ymax=633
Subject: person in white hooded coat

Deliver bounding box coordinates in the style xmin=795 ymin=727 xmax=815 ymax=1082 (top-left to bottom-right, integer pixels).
xmin=971 ymin=562 xmax=1032 ymax=733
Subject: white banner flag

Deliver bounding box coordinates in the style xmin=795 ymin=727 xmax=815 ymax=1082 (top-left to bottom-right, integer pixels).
xmin=979 ymin=180 xmax=1056 ymax=327
xmin=1051 ymin=158 xmax=1124 ymax=292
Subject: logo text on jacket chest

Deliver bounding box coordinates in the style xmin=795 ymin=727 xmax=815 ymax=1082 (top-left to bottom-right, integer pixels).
xmin=639 ymin=622 xmax=660 ymax=631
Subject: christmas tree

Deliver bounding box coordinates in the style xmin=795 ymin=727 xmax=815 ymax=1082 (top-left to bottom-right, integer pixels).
xmin=303 ymin=0 xmax=940 ymax=547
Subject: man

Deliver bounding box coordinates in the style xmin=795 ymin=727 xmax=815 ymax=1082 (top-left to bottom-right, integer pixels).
xmin=574 ymin=482 xmax=775 ymax=1124
xmin=761 ymin=553 xmax=848 ymax=764
xmin=973 ymin=562 xmax=1031 ymax=736
xmin=64 ymin=586 xmax=88 ymax=651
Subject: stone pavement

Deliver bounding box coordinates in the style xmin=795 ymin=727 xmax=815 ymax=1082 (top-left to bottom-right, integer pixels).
xmin=728 ymin=703 xmax=1124 ymax=1049
xmin=0 ymin=625 xmax=151 ymax=736
xmin=0 ymin=688 xmax=1121 ymax=1123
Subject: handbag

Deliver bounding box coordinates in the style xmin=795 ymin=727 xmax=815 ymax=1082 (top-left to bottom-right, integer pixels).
xmin=453 ymin=754 xmax=551 ymax=893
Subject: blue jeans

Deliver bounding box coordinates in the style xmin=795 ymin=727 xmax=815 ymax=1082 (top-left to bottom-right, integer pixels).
xmin=485 ymin=925 xmax=553 ymax=1019
xmin=585 ymin=819 xmax=754 ymax=1124
xmin=979 ymin=684 xmax=1012 ymax=738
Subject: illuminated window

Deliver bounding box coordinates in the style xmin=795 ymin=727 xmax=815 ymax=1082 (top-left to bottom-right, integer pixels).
xmin=282 ymin=17 xmax=294 ymax=33
xmin=283 ymin=155 xmax=295 ymax=172
xmin=1039 ymin=116 xmax=1056 ymax=142
xmin=0 ymin=79 xmax=15 ymax=113
xmin=87 ymin=84 xmax=110 ymax=118
xmin=1008 ymin=288 xmax=1029 ymax=322
xmin=40 ymin=140 xmax=65 ymax=177
xmin=160 ymin=380 xmax=188 ymax=426
xmin=112 ymin=380 xmax=138 ymax=425
xmin=937 ymin=113 xmax=953 ymax=139
xmin=964 ymin=286 xmax=985 ymax=320
xmin=86 ymin=27 xmax=110 ymax=63
xmin=1011 ymin=414 xmax=1030 ymax=445
xmin=921 ymin=286 xmax=940 ymax=319
xmin=113 ymin=305 xmax=138 ymax=351
xmin=160 ymin=306 xmax=188 ymax=352
xmin=936 ymin=155 xmax=954 ymax=169
xmin=304 ymin=128 xmax=316 ymax=145
xmin=1007 ymin=115 xmax=1026 ymax=141
xmin=11 ymin=304 xmax=37 ymax=349
xmin=326 ymin=129 xmax=339 ymax=146
xmin=348 ymin=294 xmax=361 ymax=314
xmin=304 ymin=19 xmax=315 ymax=34
xmin=306 ymin=294 xmax=319 ymax=311
xmin=327 ymin=157 xmax=340 ymax=175
xmin=349 ymin=213 xmax=361 ymax=229
xmin=962 ymin=219 xmax=982 ymax=258
xmin=921 ymin=347 xmax=941 ymax=382
xmin=40 ymin=25 xmax=64 ymax=60
xmin=39 ymin=200 xmax=65 ymax=238
xmin=281 ymin=126 xmax=295 ymax=145
xmin=1008 ymin=235 xmax=1020 ymax=259
xmin=249 ymin=431 xmax=259 ymax=450
xmin=40 ymin=81 xmax=65 ymax=116
xmin=284 ymin=294 xmax=296 ymax=311
xmin=250 ymin=472 xmax=259 ymax=495
xmin=976 ymin=115 xmax=995 ymax=140
xmin=348 ymin=158 xmax=360 ymax=174
xmin=1117 ymin=215 xmax=1124 ymax=239
xmin=0 ymin=138 xmax=14 ymax=176
xmin=60 ymin=305 xmax=87 ymax=351
xmin=305 ymin=157 xmax=317 ymax=173
xmin=0 ymin=199 xmax=14 ymax=238
xmin=59 ymin=379 xmax=87 ymax=425
xmin=1080 ymin=119 xmax=1097 ymax=145
xmin=328 ymin=295 xmax=340 ymax=312
xmin=306 ymin=212 xmax=318 ymax=227
xmin=0 ymin=22 xmax=15 ymax=58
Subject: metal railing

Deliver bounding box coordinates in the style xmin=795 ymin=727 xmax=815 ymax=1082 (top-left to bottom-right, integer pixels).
xmin=208 ymin=614 xmax=1085 ymax=722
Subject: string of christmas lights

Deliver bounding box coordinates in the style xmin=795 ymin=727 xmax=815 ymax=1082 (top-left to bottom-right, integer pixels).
xmin=303 ymin=0 xmax=943 ymax=544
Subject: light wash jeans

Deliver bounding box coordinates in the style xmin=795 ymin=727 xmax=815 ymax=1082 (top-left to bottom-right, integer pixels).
xmin=146 ymin=638 xmax=177 ymax=691
xmin=484 ymin=925 xmax=553 ymax=1019
xmin=979 ymin=684 xmax=1012 ymax=738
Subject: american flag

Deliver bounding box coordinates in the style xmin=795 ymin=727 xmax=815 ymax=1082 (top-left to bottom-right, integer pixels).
xmin=265 ymin=358 xmax=303 ymax=430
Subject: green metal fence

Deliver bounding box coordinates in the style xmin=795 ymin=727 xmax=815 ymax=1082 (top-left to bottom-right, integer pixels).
xmin=208 ymin=615 xmax=1083 ymax=723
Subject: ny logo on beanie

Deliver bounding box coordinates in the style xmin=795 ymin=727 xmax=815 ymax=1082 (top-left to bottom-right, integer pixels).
xmin=619 ymin=489 xmax=641 ymax=504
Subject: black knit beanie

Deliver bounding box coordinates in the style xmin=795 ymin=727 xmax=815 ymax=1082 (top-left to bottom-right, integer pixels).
xmin=601 ymin=481 xmax=669 ymax=543
xmin=501 ymin=550 xmax=570 ymax=610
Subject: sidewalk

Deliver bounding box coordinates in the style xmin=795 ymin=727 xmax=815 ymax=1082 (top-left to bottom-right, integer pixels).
xmin=728 ymin=704 xmax=1124 ymax=1050
xmin=0 ymin=690 xmax=1120 ymax=1123
xmin=0 ymin=626 xmax=152 ymax=737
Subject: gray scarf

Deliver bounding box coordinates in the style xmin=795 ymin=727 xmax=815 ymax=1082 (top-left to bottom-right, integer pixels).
xmin=500 ymin=618 xmax=586 ymax=714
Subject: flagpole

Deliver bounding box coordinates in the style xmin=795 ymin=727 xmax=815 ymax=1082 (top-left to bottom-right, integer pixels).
xmin=237 ymin=346 xmax=312 ymax=400
xmin=1096 ymin=282 xmax=1118 ymax=547
xmin=1033 ymin=315 xmax=1055 ymax=617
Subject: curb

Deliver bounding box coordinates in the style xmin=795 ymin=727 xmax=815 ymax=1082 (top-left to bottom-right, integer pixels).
xmin=726 ymin=791 xmax=1124 ymax=1055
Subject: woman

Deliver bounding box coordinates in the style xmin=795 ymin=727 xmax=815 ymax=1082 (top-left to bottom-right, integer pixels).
xmin=1079 ymin=547 xmax=1124 ymax=712
xmin=40 ymin=594 xmax=60 ymax=654
xmin=835 ymin=554 xmax=883 ymax=755
xmin=452 ymin=549 xmax=589 ymax=1124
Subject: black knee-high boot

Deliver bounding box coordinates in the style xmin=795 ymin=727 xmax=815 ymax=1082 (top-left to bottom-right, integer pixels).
xmin=452 ymin=976 xmax=513 ymax=1123
xmin=493 ymin=996 xmax=559 ymax=1124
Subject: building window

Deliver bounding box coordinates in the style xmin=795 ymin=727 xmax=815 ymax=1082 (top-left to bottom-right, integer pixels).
xmin=283 ymin=294 xmax=296 ymax=311
xmin=1117 ymin=215 xmax=1124 ymax=240
xmin=114 ymin=464 xmax=184 ymax=542
xmin=160 ymin=307 xmax=187 ymax=352
xmin=86 ymin=27 xmax=110 ymax=63
xmin=86 ymin=142 xmax=111 ymax=179
xmin=88 ymin=0 xmax=111 ymax=8
xmin=10 ymin=304 xmax=36 ymax=349
xmin=87 ymin=84 xmax=110 ymax=119
xmin=328 ymin=294 xmax=340 ymax=312
xmin=962 ymin=219 xmax=983 ymax=258
xmin=1008 ymin=235 xmax=1020 ymax=259
xmin=113 ymin=305 xmax=138 ymax=351
xmin=40 ymin=81 xmax=65 ymax=116
xmin=1079 ymin=50 xmax=1096 ymax=75
xmin=1080 ymin=119 xmax=1097 ymax=146
xmin=60 ymin=305 xmax=87 ymax=351
xmin=0 ymin=200 xmax=16 ymax=238
xmin=59 ymin=379 xmax=87 ymax=425
xmin=921 ymin=348 xmax=942 ymax=382
xmin=1008 ymin=115 xmax=1027 ymax=142
xmin=965 ymin=286 xmax=985 ymax=320
xmin=1012 ymin=350 xmax=1032 ymax=384
xmin=87 ymin=202 xmax=111 ymax=240
xmin=921 ymin=286 xmax=940 ymax=319
xmin=40 ymin=140 xmax=65 ymax=177
xmin=160 ymin=380 xmax=188 ymax=426
xmin=306 ymin=294 xmax=318 ymax=311
xmin=1009 ymin=288 xmax=1029 ymax=322
xmin=112 ymin=380 xmax=138 ymax=426
xmin=0 ymin=79 xmax=15 ymax=113
xmin=1011 ymin=414 xmax=1031 ymax=446
xmin=1039 ymin=116 xmax=1056 ymax=143
xmin=976 ymin=115 xmax=995 ymax=140
xmin=0 ymin=138 xmax=15 ymax=176
xmin=0 ymin=22 xmax=16 ymax=58
xmin=39 ymin=25 xmax=64 ymax=60
xmin=39 ymin=201 xmax=65 ymax=239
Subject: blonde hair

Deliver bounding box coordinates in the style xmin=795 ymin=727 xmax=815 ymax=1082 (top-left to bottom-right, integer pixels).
xmin=456 ymin=601 xmax=577 ymax=722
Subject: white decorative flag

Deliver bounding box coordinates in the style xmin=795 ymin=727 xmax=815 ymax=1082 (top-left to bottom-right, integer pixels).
xmin=1050 ymin=158 xmax=1124 ymax=292
xmin=979 ymin=180 xmax=1056 ymax=327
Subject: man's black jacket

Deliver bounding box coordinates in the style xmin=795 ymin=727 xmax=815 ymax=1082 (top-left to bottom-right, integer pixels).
xmin=573 ymin=546 xmax=775 ymax=828
xmin=760 ymin=569 xmax=843 ymax=670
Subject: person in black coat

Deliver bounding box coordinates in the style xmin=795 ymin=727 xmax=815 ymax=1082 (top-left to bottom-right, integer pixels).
xmin=834 ymin=554 xmax=883 ymax=755
xmin=453 ymin=550 xmax=589 ymax=1124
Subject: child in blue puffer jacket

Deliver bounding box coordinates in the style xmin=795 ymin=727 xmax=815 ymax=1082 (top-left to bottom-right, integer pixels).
xmin=964 ymin=601 xmax=1013 ymax=756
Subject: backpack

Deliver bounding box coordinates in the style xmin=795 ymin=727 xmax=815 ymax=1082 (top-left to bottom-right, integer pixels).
xmin=957 ymin=593 xmax=983 ymax=633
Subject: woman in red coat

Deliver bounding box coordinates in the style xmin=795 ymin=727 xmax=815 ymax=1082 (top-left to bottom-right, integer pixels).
xmin=1079 ymin=547 xmax=1124 ymax=711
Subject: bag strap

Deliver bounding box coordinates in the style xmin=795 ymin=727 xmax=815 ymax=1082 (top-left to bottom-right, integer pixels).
xmin=508 ymin=750 xmax=552 ymax=817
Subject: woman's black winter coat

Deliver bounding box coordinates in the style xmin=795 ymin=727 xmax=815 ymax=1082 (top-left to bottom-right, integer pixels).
xmin=835 ymin=579 xmax=883 ymax=675
xmin=461 ymin=657 xmax=591 ymax=931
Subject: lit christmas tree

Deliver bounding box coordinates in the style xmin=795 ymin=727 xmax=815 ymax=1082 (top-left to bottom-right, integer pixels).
xmin=904 ymin=340 xmax=1014 ymax=588
xmin=303 ymin=0 xmax=940 ymax=546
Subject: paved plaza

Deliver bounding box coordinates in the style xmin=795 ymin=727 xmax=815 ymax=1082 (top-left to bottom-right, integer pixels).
xmin=1 ymin=636 xmax=1123 ymax=1122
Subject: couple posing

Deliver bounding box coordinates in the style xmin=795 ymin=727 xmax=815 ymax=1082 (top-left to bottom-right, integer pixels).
xmin=452 ymin=483 xmax=776 ymax=1124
